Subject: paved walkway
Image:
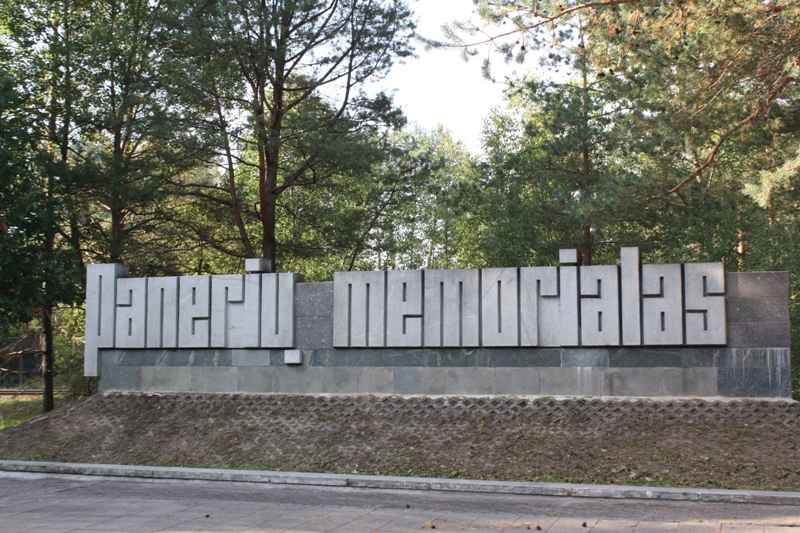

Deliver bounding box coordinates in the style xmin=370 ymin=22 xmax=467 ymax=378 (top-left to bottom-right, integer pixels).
xmin=1 ymin=470 xmax=799 ymax=533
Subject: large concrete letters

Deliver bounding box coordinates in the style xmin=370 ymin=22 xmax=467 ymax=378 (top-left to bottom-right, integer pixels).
xmin=86 ymin=249 xmax=729 ymax=377
xmin=84 ymin=269 xmax=299 ymax=376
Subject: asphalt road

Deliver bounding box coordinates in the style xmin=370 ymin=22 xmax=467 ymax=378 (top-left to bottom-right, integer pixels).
xmin=1 ymin=472 xmax=799 ymax=532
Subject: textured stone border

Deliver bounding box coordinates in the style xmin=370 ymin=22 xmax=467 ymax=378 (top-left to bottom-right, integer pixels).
xmin=2 ymin=460 xmax=799 ymax=506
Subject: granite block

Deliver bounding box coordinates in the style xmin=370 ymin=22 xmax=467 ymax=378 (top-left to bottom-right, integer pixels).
xmin=237 ymin=366 xmax=273 ymax=392
xmin=725 ymin=271 xmax=789 ymax=299
xmin=726 ymin=296 xmax=789 ymax=323
xmin=417 ymin=367 xmax=447 ymax=395
xmin=608 ymin=348 xmax=682 ymax=368
xmin=494 ymin=367 xmax=541 ymax=395
xmin=445 ymin=368 xmax=495 ymax=395
xmin=272 ymin=366 xmax=323 ymax=393
xmin=99 ymin=365 xmax=142 ymax=392
xmin=142 ymin=366 xmax=191 ymax=392
xmin=717 ymin=348 xmax=791 ymax=368
xmin=295 ymin=282 xmax=333 ymax=317
xmin=358 ymin=367 xmax=393 ymax=393
xmin=393 ymin=367 xmax=419 ymax=394
xmin=231 ymin=349 xmax=272 ymax=367
xmin=662 ymin=367 xmax=717 ymax=397
xmin=295 ymin=318 xmax=333 ymax=350
xmin=539 ymin=367 xmax=603 ymax=396
xmin=561 ymin=348 xmax=609 ymax=367
xmin=323 ymin=367 xmax=359 ymax=393
xmin=727 ymin=322 xmax=790 ymax=348
xmin=603 ymin=367 xmax=664 ymax=397
xmin=718 ymin=367 xmax=791 ymax=398
xmin=191 ymin=367 xmax=238 ymax=393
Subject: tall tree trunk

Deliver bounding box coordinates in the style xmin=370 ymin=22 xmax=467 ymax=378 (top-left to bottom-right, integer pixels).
xmin=42 ymin=306 xmax=55 ymax=412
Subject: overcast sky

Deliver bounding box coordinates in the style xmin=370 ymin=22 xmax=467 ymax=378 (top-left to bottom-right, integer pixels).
xmin=374 ymin=0 xmax=521 ymax=153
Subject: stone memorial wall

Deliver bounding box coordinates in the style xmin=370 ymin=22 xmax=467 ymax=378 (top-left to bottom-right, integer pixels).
xmin=87 ymin=249 xmax=792 ymax=398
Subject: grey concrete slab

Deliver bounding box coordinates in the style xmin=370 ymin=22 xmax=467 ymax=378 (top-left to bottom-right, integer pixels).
xmin=662 ymin=367 xmax=718 ymax=397
xmin=445 ymin=367 xmax=495 ymax=395
xmin=358 ymin=367 xmax=393 ymax=394
xmin=191 ymin=367 xmax=238 ymax=393
xmin=323 ymin=366 xmax=359 ymax=393
xmin=417 ymin=367 xmax=448 ymax=395
xmin=393 ymin=367 xmax=419 ymax=394
xmin=494 ymin=367 xmax=540 ymax=395
xmin=539 ymin=367 xmax=603 ymax=396
xmin=142 ymin=366 xmax=191 ymax=393
xmin=237 ymin=366 xmax=273 ymax=393
xmin=604 ymin=367 xmax=664 ymax=397
xmin=272 ymin=366 xmax=323 ymax=393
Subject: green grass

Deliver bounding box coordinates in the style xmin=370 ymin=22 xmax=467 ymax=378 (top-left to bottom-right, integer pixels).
xmin=0 ymin=397 xmax=44 ymax=431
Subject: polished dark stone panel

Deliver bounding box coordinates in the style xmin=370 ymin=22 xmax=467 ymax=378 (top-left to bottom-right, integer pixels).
xmin=717 ymin=367 xmax=791 ymax=398
xmin=727 ymin=296 xmax=789 ymax=323
xmin=727 ymin=322 xmax=791 ymax=349
xmin=562 ymin=349 xmax=609 ymax=367
xmin=114 ymin=349 xmax=231 ymax=367
xmin=716 ymin=348 xmax=790 ymax=368
xmin=609 ymin=348 xmax=685 ymax=368
xmin=99 ymin=364 xmax=142 ymax=392
xmin=476 ymin=348 xmax=561 ymax=367
xmin=680 ymin=349 xmax=719 ymax=368
xmin=726 ymin=272 xmax=789 ymax=299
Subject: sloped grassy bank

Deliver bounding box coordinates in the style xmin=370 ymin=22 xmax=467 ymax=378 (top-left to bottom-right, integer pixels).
xmin=0 ymin=392 xmax=797 ymax=491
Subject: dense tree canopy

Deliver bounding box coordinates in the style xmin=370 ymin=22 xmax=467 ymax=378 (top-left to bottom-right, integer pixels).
xmin=1 ymin=0 xmax=800 ymax=399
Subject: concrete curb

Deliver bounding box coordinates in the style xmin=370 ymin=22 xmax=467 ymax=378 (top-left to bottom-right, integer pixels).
xmin=1 ymin=460 xmax=799 ymax=506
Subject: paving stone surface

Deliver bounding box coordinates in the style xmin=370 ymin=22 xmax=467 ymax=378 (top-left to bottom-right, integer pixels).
xmin=1 ymin=473 xmax=799 ymax=533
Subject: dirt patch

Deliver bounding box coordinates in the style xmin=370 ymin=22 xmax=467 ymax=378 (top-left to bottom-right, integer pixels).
xmin=0 ymin=392 xmax=798 ymax=491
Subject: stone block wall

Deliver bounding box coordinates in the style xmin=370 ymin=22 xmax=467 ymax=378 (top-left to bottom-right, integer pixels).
xmin=99 ymin=272 xmax=792 ymax=398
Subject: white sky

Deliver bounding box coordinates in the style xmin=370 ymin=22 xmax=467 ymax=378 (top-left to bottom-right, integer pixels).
xmin=375 ymin=0 xmax=523 ymax=153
